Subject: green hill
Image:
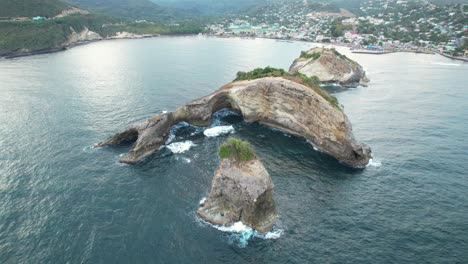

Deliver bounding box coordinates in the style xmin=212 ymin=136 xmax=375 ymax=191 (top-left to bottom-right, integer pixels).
xmin=0 ymin=0 xmax=203 ymax=57
xmin=152 ymin=0 xmax=268 ymax=15
xmin=66 ymin=0 xmax=191 ymax=21
xmin=0 ymin=0 xmax=71 ymax=18
xmin=0 ymin=13 xmax=202 ymax=57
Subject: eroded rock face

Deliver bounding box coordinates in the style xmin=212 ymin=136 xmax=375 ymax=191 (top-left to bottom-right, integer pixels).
xmin=108 ymin=32 xmax=159 ymax=39
xmin=62 ymin=27 xmax=102 ymax=47
xmin=97 ymin=77 xmax=372 ymax=167
xmin=54 ymin=7 xmax=90 ymax=18
xmin=289 ymin=47 xmax=369 ymax=86
xmin=197 ymin=158 xmax=277 ymax=233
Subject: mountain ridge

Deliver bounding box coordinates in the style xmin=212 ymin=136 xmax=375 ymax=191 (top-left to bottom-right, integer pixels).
xmin=0 ymin=0 xmax=73 ymax=17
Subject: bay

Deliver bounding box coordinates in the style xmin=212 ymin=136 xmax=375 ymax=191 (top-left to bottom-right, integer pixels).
xmin=0 ymin=36 xmax=467 ymax=263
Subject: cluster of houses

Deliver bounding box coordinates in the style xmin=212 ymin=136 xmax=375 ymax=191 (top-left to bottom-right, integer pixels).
xmin=206 ymin=0 xmax=467 ymax=57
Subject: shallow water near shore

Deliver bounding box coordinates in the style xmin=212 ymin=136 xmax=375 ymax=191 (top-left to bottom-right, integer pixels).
xmin=0 ymin=36 xmax=467 ymax=263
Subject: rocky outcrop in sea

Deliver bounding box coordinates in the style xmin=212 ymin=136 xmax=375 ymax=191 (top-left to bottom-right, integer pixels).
xmin=197 ymin=138 xmax=277 ymax=233
xmin=97 ymin=77 xmax=372 ymax=167
xmin=289 ymin=47 xmax=369 ymax=87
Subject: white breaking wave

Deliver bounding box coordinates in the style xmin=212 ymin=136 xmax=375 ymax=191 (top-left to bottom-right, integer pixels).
xmin=82 ymin=145 xmax=98 ymax=153
xmin=165 ymin=132 xmax=176 ymax=145
xmin=431 ymin=62 xmax=461 ymax=67
xmin=115 ymin=154 xmax=129 ymax=166
xmin=198 ymin=218 xmax=283 ymax=247
xmin=367 ymin=158 xmax=382 ymax=167
xmin=175 ymin=156 xmax=192 ymax=163
xmin=199 ymin=197 xmax=207 ymax=206
xmin=215 ymin=221 xmax=251 ymax=233
xmin=203 ymin=125 xmax=234 ymax=137
xmin=306 ymin=140 xmax=319 ymax=151
xmin=166 ymin=141 xmax=195 ymax=153
xmin=264 ymin=229 xmax=284 ymax=239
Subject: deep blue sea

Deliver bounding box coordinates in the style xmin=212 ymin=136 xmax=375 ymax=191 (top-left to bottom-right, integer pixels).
xmin=0 ymin=36 xmax=467 ymax=263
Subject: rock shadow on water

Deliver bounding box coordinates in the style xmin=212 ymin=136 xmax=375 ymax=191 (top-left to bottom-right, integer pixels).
xmin=234 ymin=122 xmax=367 ymax=177
xmin=320 ymin=83 xmax=356 ymax=94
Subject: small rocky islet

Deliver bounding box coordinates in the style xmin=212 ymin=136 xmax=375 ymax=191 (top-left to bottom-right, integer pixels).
xmin=98 ymin=47 xmax=372 ymax=233
xmin=289 ymin=47 xmax=370 ymax=87
xmin=198 ymin=138 xmax=277 ymax=233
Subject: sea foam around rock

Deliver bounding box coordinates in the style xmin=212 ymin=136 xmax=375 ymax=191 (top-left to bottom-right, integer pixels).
xmin=210 ymin=221 xmax=283 ymax=247
xmin=203 ymin=125 xmax=234 ymax=137
xmin=83 ymin=145 xmax=98 ymax=153
xmin=196 ymin=200 xmax=283 ymax=247
xmin=367 ymin=158 xmax=382 ymax=167
xmin=166 ymin=141 xmax=195 ymax=154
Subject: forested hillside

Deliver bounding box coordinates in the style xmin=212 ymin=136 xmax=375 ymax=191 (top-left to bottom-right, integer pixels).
xmin=0 ymin=0 xmax=71 ymax=17
xmin=66 ymin=0 xmax=192 ymax=21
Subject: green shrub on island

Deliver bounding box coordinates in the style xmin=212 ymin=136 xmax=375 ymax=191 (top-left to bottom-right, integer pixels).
xmin=219 ymin=138 xmax=256 ymax=162
xmin=300 ymin=51 xmax=321 ymax=60
xmin=234 ymin=66 xmax=319 ymax=85
xmin=330 ymin=48 xmax=352 ymax=61
xmin=292 ymin=71 xmax=320 ymax=87
xmin=234 ymin=66 xmax=287 ymax=81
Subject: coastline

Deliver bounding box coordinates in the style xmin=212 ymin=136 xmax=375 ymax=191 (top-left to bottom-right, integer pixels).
xmin=434 ymin=51 xmax=468 ymax=63
xmin=205 ymin=34 xmax=468 ymax=60
xmin=2 ymin=34 xmax=466 ymax=63
xmin=0 ymin=33 xmax=197 ymax=59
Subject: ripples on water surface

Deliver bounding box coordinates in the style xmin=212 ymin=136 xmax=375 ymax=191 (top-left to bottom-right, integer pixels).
xmin=0 ymin=37 xmax=467 ymax=263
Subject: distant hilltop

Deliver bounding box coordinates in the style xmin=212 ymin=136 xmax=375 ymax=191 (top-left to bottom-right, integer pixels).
xmin=0 ymin=0 xmax=72 ymax=18
xmin=0 ymin=0 xmax=194 ymax=22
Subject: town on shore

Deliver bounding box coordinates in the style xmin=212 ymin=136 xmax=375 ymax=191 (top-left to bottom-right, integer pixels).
xmin=205 ymin=0 xmax=468 ymax=60
xmin=1 ymin=0 xmax=467 ymax=61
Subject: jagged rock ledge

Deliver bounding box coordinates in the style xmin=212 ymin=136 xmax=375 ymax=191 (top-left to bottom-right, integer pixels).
xmin=96 ymin=77 xmax=372 ymax=167
xmin=289 ymin=47 xmax=370 ymax=87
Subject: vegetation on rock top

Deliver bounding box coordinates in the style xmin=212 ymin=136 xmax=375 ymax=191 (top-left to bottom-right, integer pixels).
xmin=219 ymin=138 xmax=257 ymax=162
xmin=300 ymin=51 xmax=321 ymax=60
xmin=330 ymin=48 xmax=353 ymax=62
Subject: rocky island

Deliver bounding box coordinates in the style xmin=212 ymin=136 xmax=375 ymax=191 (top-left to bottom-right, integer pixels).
xmin=97 ymin=68 xmax=372 ymax=168
xmin=289 ymin=47 xmax=369 ymax=87
xmin=198 ymin=138 xmax=277 ymax=233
